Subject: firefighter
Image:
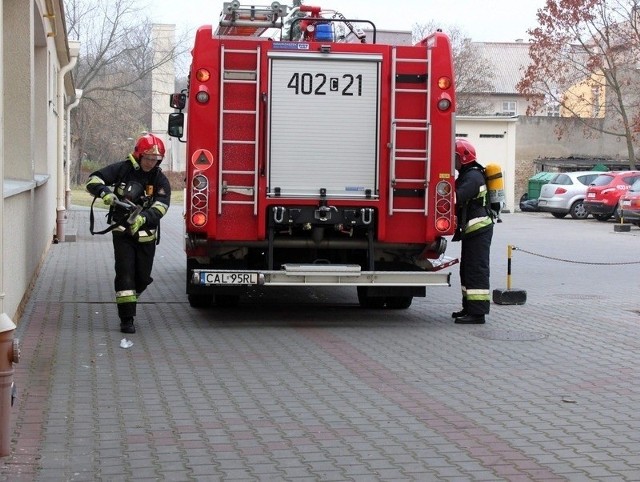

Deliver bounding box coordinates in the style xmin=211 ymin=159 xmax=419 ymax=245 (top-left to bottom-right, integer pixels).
xmin=451 ymin=138 xmax=494 ymax=324
xmin=86 ymin=134 xmax=171 ymax=334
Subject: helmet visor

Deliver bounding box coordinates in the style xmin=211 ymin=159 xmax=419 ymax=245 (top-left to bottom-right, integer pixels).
xmin=141 ymin=154 xmax=163 ymax=162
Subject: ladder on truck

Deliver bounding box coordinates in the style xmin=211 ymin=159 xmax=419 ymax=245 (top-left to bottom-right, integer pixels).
xmin=389 ymin=48 xmax=431 ymax=216
xmin=218 ymin=45 xmax=262 ymax=215
xmin=216 ymin=1 xmax=288 ymax=37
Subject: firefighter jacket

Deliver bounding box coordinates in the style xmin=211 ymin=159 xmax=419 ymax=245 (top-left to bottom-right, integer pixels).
xmin=86 ymin=155 xmax=171 ymax=243
xmin=454 ymin=163 xmax=494 ymax=240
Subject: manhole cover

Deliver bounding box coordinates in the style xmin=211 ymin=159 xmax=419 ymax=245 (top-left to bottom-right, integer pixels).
xmin=472 ymin=328 xmax=547 ymax=341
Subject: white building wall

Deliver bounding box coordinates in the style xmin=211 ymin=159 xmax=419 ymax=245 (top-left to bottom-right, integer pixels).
xmin=1 ymin=0 xmax=75 ymax=322
xmin=455 ymin=116 xmax=518 ymax=213
xmin=151 ymin=24 xmax=180 ymax=171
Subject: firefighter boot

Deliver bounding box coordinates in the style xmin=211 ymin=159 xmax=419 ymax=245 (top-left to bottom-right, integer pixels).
xmin=454 ymin=314 xmax=485 ymax=324
xmin=452 ymin=300 xmax=468 ymax=318
xmin=120 ymin=317 xmax=136 ymax=334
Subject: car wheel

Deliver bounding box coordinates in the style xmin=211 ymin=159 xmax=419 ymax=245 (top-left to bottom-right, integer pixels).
xmin=570 ymin=200 xmax=589 ymax=219
xmin=594 ymin=213 xmax=611 ymax=222
xmin=551 ymin=212 xmax=567 ymax=219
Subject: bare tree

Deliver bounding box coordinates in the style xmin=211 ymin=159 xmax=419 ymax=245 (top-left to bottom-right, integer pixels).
xmin=413 ymin=22 xmax=495 ymax=115
xmin=65 ymin=0 xmax=187 ymax=183
xmin=517 ymin=0 xmax=640 ymax=169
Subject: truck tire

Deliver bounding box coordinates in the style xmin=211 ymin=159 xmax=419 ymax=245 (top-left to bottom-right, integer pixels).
xmin=188 ymin=293 xmax=213 ymax=308
xmin=385 ymin=296 xmax=413 ymax=309
xmin=357 ymin=287 xmax=385 ymax=309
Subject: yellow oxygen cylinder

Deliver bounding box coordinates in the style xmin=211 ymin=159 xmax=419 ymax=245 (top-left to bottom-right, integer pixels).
xmin=485 ymin=163 xmax=504 ymax=206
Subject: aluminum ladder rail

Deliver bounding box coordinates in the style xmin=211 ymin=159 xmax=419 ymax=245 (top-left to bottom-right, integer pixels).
xmin=216 ymin=1 xmax=288 ymax=37
xmin=389 ymin=47 xmax=431 ymax=215
xmin=218 ymin=45 xmax=261 ymax=215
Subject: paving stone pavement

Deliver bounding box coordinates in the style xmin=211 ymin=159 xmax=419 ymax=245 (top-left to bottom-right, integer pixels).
xmin=2 ymin=206 xmax=640 ymax=481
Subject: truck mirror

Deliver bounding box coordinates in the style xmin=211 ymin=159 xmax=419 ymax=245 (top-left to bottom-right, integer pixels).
xmin=169 ymin=93 xmax=186 ymax=110
xmin=167 ymin=112 xmax=184 ymax=138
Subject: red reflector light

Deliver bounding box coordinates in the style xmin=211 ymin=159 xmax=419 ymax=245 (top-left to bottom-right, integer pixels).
xmin=196 ymin=69 xmax=211 ymax=82
xmin=435 ymin=217 xmax=451 ymax=231
xmin=436 ymin=198 xmax=451 ymax=214
xmin=438 ymin=77 xmax=451 ymax=89
xmin=192 ymin=213 xmax=207 ymax=226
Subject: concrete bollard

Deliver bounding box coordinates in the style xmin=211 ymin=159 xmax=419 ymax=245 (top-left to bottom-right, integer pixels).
xmin=0 ymin=313 xmax=20 ymax=457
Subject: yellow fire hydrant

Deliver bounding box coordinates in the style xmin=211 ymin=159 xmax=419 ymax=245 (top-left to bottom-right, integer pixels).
xmin=0 ymin=313 xmax=20 ymax=457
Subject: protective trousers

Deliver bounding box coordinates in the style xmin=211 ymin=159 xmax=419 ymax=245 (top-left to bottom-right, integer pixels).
xmin=459 ymin=227 xmax=493 ymax=315
xmin=112 ymin=234 xmax=156 ymax=320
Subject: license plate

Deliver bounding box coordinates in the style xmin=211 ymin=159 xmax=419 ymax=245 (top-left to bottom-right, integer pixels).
xmin=622 ymin=200 xmax=630 ymax=206
xmin=587 ymin=193 xmax=595 ymax=198
xmin=538 ymin=200 xmax=547 ymax=206
xmin=201 ymin=272 xmax=258 ymax=285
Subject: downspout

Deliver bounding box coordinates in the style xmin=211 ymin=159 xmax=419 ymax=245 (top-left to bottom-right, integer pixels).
xmin=55 ymin=40 xmax=80 ymax=242
xmin=65 ymin=89 xmax=82 ymax=209
xmin=0 ymin=1 xmax=5 ymax=316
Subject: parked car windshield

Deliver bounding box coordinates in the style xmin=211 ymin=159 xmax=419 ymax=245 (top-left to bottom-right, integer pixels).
xmin=629 ymin=179 xmax=640 ymax=192
xmin=577 ymin=174 xmax=599 ymax=185
xmin=550 ymin=173 xmax=571 ymax=185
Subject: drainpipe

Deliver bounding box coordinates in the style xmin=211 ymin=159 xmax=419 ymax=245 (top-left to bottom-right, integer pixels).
xmin=65 ymin=89 xmax=83 ymax=209
xmin=55 ymin=40 xmax=80 ymax=243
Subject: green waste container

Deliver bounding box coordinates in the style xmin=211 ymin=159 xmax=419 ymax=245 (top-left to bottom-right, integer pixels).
xmin=527 ymin=172 xmax=555 ymax=199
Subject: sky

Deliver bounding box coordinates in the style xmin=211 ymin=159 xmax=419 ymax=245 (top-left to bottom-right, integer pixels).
xmin=150 ymin=0 xmax=547 ymax=43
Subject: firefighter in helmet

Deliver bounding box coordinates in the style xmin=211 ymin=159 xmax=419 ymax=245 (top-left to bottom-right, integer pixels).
xmin=86 ymin=133 xmax=172 ymax=334
xmin=451 ymin=138 xmax=494 ymax=324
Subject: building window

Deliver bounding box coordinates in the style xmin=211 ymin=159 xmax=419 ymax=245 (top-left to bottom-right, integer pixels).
xmin=547 ymin=103 xmax=560 ymax=117
xmin=501 ymin=101 xmax=517 ymax=116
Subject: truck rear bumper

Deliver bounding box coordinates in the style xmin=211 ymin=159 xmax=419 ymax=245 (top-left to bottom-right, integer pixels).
xmin=190 ymin=259 xmax=457 ymax=288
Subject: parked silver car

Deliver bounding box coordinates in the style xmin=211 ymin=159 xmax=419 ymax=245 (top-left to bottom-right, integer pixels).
xmin=537 ymin=171 xmax=603 ymax=219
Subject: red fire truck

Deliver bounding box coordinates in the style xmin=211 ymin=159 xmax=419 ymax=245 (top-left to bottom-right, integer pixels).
xmin=168 ymin=1 xmax=458 ymax=309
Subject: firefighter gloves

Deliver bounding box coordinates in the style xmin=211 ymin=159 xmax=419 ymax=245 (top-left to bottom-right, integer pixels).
xmin=101 ymin=191 xmax=117 ymax=206
xmin=129 ymin=215 xmax=146 ymax=235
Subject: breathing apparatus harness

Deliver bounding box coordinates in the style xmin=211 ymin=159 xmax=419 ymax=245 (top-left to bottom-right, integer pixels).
xmin=89 ymin=161 xmax=161 ymax=242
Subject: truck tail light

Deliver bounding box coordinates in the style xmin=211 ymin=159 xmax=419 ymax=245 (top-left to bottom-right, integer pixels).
xmin=437 ymin=94 xmax=452 ymax=112
xmin=196 ymin=68 xmax=211 ymax=82
xmin=196 ymin=90 xmax=210 ymax=104
xmin=435 ymin=217 xmax=451 ymax=231
xmin=437 ymin=76 xmax=451 ymax=89
xmin=191 ymin=172 xmax=209 ymax=228
xmin=435 ymin=180 xmax=454 ymax=232
xmin=192 ymin=213 xmax=207 ymax=226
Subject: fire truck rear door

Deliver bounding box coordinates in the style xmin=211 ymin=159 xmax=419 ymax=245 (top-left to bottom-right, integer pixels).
xmin=267 ymin=52 xmax=382 ymax=198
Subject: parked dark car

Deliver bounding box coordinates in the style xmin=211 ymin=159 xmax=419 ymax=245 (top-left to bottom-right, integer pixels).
xmin=584 ymin=171 xmax=640 ymax=221
xmin=618 ymin=178 xmax=640 ymax=225
xmin=537 ymin=171 xmax=601 ymax=219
